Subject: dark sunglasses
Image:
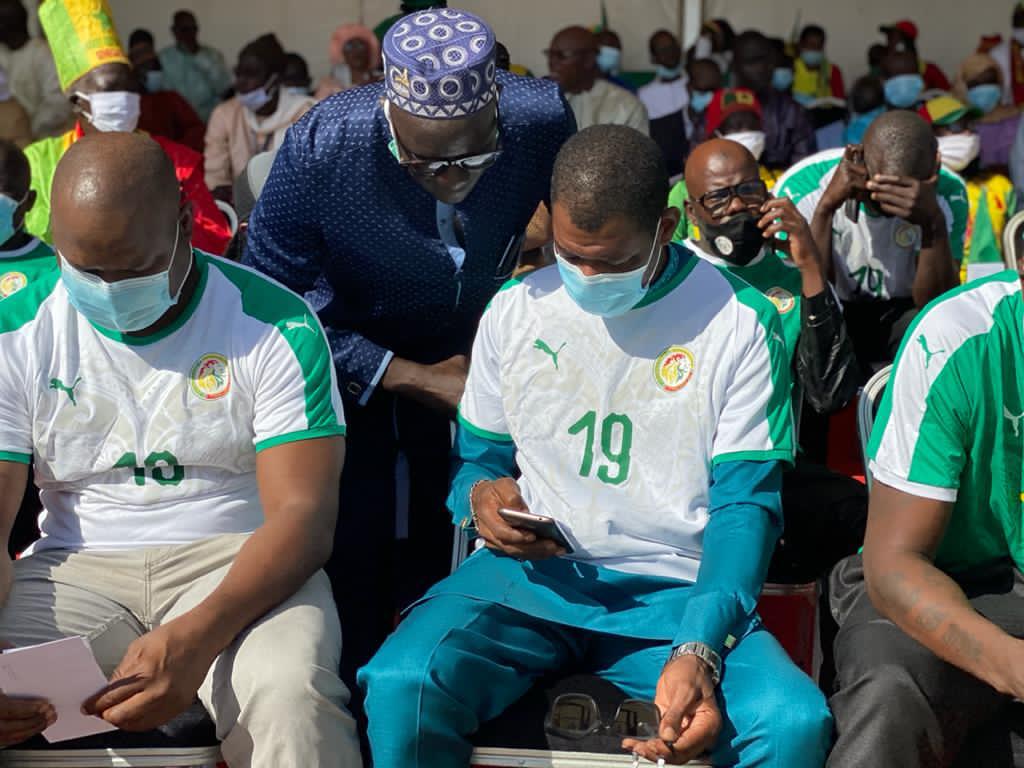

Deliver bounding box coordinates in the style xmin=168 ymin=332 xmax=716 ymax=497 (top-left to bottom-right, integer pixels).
xmin=696 ymin=179 xmax=768 ymax=217
xmin=387 ymin=113 xmax=502 ymax=178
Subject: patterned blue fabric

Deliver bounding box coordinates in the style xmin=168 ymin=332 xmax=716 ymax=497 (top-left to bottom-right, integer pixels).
xmin=243 ymin=72 xmax=576 ymax=406
xmin=383 ymin=8 xmax=496 ymax=119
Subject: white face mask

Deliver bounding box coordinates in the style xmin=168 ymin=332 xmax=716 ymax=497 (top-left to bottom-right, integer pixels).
xmin=0 ymin=69 xmax=10 ymax=102
xmin=694 ymin=35 xmax=713 ymax=59
xmin=1014 ymin=28 xmax=1024 ymax=46
xmin=723 ymin=130 xmax=766 ymax=162
xmin=938 ymin=132 xmax=981 ymax=172
xmin=238 ymin=75 xmax=278 ymax=113
xmin=76 ymin=91 xmax=141 ymax=133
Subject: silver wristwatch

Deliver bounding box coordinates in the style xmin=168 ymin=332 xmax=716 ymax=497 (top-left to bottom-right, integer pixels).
xmin=667 ymin=642 xmax=722 ymax=687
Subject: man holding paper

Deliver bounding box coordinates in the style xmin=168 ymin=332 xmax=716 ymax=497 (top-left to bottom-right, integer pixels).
xmin=0 ymin=131 xmax=360 ymax=767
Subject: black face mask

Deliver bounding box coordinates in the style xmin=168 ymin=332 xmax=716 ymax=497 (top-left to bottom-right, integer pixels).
xmin=701 ymin=211 xmax=765 ymax=266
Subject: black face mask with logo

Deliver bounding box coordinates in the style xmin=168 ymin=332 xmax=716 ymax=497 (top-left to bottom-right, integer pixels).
xmin=702 ymin=212 xmax=765 ymax=266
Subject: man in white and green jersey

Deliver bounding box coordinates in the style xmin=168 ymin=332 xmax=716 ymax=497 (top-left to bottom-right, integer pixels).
xmin=361 ymin=126 xmax=831 ymax=768
xmin=828 ymin=270 xmax=1024 ymax=767
xmin=0 ymin=133 xmax=360 ymax=767
xmin=0 ymin=139 xmax=55 ymax=303
xmin=682 ymin=138 xmax=865 ymax=587
xmin=774 ymin=110 xmax=964 ymax=372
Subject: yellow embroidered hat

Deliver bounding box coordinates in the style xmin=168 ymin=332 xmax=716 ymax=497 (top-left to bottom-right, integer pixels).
xmin=39 ymin=0 xmax=129 ymax=91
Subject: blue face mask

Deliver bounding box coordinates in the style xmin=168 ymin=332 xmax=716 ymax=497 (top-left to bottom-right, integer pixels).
xmin=144 ymin=69 xmax=164 ymax=92
xmin=656 ymin=64 xmax=683 ymax=80
xmin=0 ymin=192 xmax=24 ymax=246
xmin=967 ymin=83 xmax=1002 ymax=114
xmin=555 ymin=222 xmax=662 ymax=318
xmin=800 ymin=50 xmax=824 ymax=68
xmin=59 ymin=223 xmax=190 ymax=333
xmin=845 ymin=106 xmax=885 ymax=144
xmin=884 ymin=73 xmax=924 ymax=108
xmin=772 ymin=67 xmax=794 ymax=91
xmin=689 ymin=90 xmax=713 ymax=113
xmin=596 ymin=46 xmax=621 ymax=75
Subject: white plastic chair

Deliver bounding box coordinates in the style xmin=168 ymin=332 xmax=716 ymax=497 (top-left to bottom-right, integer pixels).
xmin=857 ymin=365 xmax=893 ymax=492
xmin=1002 ymin=209 xmax=1024 ymax=272
xmin=0 ymin=745 xmax=221 ymax=766
xmin=214 ymin=199 xmax=238 ymax=236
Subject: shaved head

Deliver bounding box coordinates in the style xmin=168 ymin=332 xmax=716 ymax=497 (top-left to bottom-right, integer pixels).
xmin=52 ymin=133 xmax=192 ymax=297
xmin=685 ymin=139 xmax=759 ymax=202
xmin=554 ymin=26 xmax=598 ymax=52
xmin=863 ymin=110 xmax=937 ymax=180
xmin=548 ymin=26 xmax=598 ymax=93
xmin=53 ymin=132 xmax=177 ymax=227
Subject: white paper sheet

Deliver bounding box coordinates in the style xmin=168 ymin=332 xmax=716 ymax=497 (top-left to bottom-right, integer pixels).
xmin=0 ymin=636 xmax=117 ymax=743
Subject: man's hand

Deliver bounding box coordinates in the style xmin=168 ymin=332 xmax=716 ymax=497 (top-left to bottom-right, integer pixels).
xmin=866 ymin=174 xmax=944 ymax=233
xmin=0 ymin=691 xmax=55 ymax=746
xmin=819 ymin=144 xmax=868 ymax=214
xmin=382 ymin=354 xmax=469 ymax=414
xmin=758 ymin=197 xmax=822 ymax=269
xmin=759 ymin=196 xmax=826 ymax=297
xmin=470 ymin=478 xmax=565 ymax=560
xmin=83 ymin=621 xmax=217 ymax=732
xmin=622 ymin=655 xmax=722 ymax=764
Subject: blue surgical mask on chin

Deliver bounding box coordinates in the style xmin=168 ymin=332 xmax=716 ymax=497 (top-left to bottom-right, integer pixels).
xmin=144 ymin=69 xmax=164 ymax=92
xmin=656 ymin=64 xmax=683 ymax=80
xmin=689 ymin=90 xmax=713 ymax=113
xmin=555 ymin=221 xmax=663 ymax=318
xmin=238 ymin=76 xmax=278 ymax=112
xmin=800 ymin=50 xmax=824 ymax=68
xmin=0 ymin=192 xmax=25 ymax=246
xmin=884 ymin=73 xmax=924 ymax=108
xmin=772 ymin=67 xmax=794 ymax=91
xmin=967 ymin=83 xmax=1002 ymax=114
xmin=596 ymin=45 xmax=622 ymax=75
xmin=59 ymin=223 xmax=191 ymax=333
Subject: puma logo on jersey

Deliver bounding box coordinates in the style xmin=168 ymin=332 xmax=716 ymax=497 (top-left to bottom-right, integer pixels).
xmin=534 ymin=339 xmax=567 ymax=370
xmin=916 ymin=335 xmax=945 ymax=370
xmin=1006 ymin=407 xmax=1024 ymax=438
xmin=49 ymin=376 xmax=82 ymax=406
xmin=285 ymin=316 xmax=315 ymax=334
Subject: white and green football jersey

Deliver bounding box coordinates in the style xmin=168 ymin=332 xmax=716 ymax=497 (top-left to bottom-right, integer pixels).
xmin=868 ymin=270 xmax=1024 ymax=574
xmin=0 ymin=251 xmax=345 ymax=553
xmin=774 ymin=148 xmax=969 ymax=303
xmin=459 ymin=245 xmax=794 ymax=582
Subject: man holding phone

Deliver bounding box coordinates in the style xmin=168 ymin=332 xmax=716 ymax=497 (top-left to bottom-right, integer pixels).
xmin=774 ymin=110 xmax=965 ymax=372
xmin=682 ymin=138 xmax=864 ymax=587
xmin=360 ymin=125 xmax=832 ymax=768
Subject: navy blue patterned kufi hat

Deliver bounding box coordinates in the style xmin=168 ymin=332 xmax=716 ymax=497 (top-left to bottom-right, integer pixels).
xmin=383 ymin=7 xmax=497 ymax=119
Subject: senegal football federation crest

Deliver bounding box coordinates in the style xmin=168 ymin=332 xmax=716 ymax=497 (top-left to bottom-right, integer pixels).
xmin=0 ymin=271 xmax=27 ymax=298
xmin=654 ymin=346 xmax=695 ymax=392
xmin=765 ymin=286 xmax=796 ymax=315
xmin=894 ymin=222 xmax=918 ymax=249
xmin=190 ymin=353 xmax=231 ymax=401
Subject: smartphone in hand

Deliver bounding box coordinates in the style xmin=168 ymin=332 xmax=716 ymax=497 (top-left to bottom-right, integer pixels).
xmin=845 ymin=146 xmax=865 ymax=224
xmin=498 ymin=509 xmax=573 ymax=553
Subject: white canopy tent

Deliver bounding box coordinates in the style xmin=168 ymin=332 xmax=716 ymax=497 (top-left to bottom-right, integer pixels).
xmin=102 ymin=0 xmax=1012 ymax=96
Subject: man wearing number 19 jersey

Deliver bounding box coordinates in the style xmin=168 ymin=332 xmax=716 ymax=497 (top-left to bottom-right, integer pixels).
xmin=0 ymin=133 xmax=360 ymax=766
xmin=360 ymin=126 xmax=831 ymax=768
